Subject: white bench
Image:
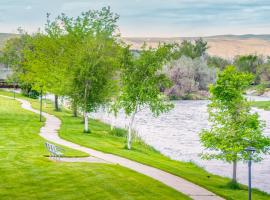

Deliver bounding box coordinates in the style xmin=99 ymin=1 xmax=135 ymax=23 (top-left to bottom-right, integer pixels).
xmin=45 ymin=142 xmax=64 ymax=160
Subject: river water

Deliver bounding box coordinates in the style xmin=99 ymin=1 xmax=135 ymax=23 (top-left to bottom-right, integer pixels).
xmin=92 ymin=96 xmax=270 ymax=193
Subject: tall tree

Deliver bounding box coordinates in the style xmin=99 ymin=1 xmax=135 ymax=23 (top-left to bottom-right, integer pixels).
xmin=117 ymin=44 xmax=174 ymax=149
xmin=57 ymin=7 xmax=121 ymax=132
xmin=44 ymin=13 xmax=66 ymax=111
xmin=200 ymin=66 xmax=270 ymax=184
xmin=1 ymin=31 xmax=35 ymax=96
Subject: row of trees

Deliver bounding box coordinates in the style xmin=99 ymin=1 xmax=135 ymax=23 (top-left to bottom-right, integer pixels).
xmin=208 ymin=54 xmax=270 ymax=89
xmin=1 ymin=7 xmax=175 ymax=150
xmin=167 ymin=40 xmax=270 ymax=99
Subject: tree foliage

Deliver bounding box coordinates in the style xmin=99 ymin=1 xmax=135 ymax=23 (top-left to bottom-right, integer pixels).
xmin=165 ymin=56 xmax=216 ymax=99
xmin=53 ymin=7 xmax=122 ymax=132
xmin=207 ymin=55 xmax=230 ymax=70
xmin=200 ymin=66 xmax=270 ymax=182
xmin=172 ymin=38 xmax=208 ymax=59
xmin=117 ymin=44 xmax=174 ymax=149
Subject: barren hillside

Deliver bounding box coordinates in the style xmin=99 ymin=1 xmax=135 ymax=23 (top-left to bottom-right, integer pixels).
xmin=123 ymin=35 xmax=270 ymax=59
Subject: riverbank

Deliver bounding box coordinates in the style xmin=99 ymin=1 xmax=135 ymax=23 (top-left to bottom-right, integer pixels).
xmin=1 ymin=90 xmax=269 ymax=199
xmin=251 ymin=101 xmax=270 ymax=110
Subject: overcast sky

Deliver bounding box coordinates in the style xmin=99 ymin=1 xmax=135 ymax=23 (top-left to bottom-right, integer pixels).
xmin=0 ymin=0 xmax=270 ymax=37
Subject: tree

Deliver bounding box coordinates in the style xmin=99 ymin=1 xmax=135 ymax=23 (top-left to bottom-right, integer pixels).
xmin=200 ymin=66 xmax=270 ymax=184
xmin=165 ymin=56 xmax=216 ymax=99
xmin=44 ymin=13 xmax=66 ymax=111
xmin=117 ymin=44 xmax=174 ymax=150
xmin=57 ymin=7 xmax=121 ymax=132
xmin=234 ymin=55 xmax=263 ymax=74
xmin=74 ymin=35 xmax=121 ymax=133
xmin=172 ymin=38 xmax=208 ymax=60
xmin=165 ymin=56 xmax=198 ymax=98
xmin=0 ymin=31 xmax=36 ymax=97
xmin=207 ymin=55 xmax=230 ymax=70
xmin=22 ymin=33 xmax=55 ymax=121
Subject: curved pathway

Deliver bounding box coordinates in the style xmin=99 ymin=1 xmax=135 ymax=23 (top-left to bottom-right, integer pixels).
xmin=2 ymin=95 xmax=224 ymax=200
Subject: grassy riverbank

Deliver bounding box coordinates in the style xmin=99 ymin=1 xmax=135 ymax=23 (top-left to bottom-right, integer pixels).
xmin=1 ymin=90 xmax=269 ymax=200
xmin=0 ymin=95 xmax=190 ymax=200
xmin=251 ymin=101 xmax=270 ymax=110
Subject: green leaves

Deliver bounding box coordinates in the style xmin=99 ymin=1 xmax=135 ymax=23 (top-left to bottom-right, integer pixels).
xmin=200 ymin=66 xmax=270 ymax=163
xmin=117 ymin=44 xmax=174 ymax=116
xmin=54 ymin=8 xmax=122 ymax=114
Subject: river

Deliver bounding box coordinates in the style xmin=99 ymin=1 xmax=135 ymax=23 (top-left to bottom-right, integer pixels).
xmin=92 ymin=96 xmax=270 ymax=193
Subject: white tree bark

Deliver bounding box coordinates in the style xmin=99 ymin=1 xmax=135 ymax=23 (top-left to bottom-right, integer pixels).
xmin=127 ymin=105 xmax=137 ymax=150
xmin=84 ymin=112 xmax=89 ymax=133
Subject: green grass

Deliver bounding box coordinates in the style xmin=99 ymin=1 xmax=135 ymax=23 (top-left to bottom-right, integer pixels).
xmin=0 ymin=95 xmax=190 ymax=200
xmin=247 ymin=84 xmax=269 ymax=95
xmin=1 ymin=90 xmax=270 ymax=200
xmin=250 ymin=101 xmax=270 ymax=110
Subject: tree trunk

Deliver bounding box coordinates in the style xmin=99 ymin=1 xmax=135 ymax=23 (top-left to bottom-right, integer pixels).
xmin=13 ymin=82 xmax=16 ymax=99
xmin=54 ymin=95 xmax=59 ymax=111
xmin=72 ymin=100 xmax=78 ymax=117
xmin=40 ymin=88 xmax=43 ymax=122
xmin=44 ymin=94 xmax=47 ymax=108
xmin=83 ymin=81 xmax=90 ymax=133
xmin=84 ymin=112 xmax=89 ymax=133
xmin=127 ymin=105 xmax=137 ymax=150
xmin=232 ymin=160 xmax=237 ymax=183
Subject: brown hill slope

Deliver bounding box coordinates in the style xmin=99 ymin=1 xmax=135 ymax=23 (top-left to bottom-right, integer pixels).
xmin=0 ymin=33 xmax=269 ymax=58
xmin=123 ymin=35 xmax=270 ymax=59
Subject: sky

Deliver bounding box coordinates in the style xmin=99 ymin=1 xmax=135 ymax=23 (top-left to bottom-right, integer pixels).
xmin=0 ymin=0 xmax=270 ymax=37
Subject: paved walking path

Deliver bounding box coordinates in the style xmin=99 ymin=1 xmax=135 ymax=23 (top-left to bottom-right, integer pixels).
xmin=2 ymin=95 xmax=224 ymax=200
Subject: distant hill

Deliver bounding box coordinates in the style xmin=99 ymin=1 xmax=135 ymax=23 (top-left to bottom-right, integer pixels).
xmin=123 ymin=34 xmax=270 ymax=59
xmin=0 ymin=33 xmax=18 ymax=49
xmin=0 ymin=33 xmax=270 ymax=58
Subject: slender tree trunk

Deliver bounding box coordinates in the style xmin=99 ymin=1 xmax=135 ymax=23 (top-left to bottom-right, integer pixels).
xmin=44 ymin=94 xmax=47 ymax=108
xmin=13 ymin=82 xmax=16 ymax=99
xmin=54 ymin=95 xmax=59 ymax=111
xmin=232 ymin=160 xmax=237 ymax=183
xmin=84 ymin=112 xmax=89 ymax=133
xmin=127 ymin=105 xmax=137 ymax=150
xmin=83 ymin=81 xmax=90 ymax=133
xmin=72 ymin=100 xmax=78 ymax=117
xmin=40 ymin=88 xmax=43 ymax=122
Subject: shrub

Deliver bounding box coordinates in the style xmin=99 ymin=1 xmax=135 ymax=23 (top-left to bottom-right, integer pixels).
xmin=109 ymin=127 xmax=127 ymax=137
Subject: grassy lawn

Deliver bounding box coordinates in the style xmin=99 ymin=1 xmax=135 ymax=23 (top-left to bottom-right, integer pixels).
xmin=1 ymin=90 xmax=270 ymax=200
xmin=250 ymin=101 xmax=270 ymax=110
xmin=0 ymin=95 xmax=190 ymax=200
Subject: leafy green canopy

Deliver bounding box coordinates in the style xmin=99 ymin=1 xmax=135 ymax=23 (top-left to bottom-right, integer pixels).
xmin=200 ymin=66 xmax=270 ymax=162
xmin=54 ymin=7 xmax=122 ymax=112
xmin=1 ymin=33 xmax=31 ymax=83
xmin=118 ymin=44 xmax=173 ymax=116
xmin=234 ymin=55 xmax=263 ymax=74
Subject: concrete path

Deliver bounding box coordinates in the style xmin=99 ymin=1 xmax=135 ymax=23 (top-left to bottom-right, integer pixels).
xmin=2 ymin=95 xmax=224 ymax=200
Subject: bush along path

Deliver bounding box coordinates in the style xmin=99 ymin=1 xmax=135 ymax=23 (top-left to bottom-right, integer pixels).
xmin=1 ymin=95 xmax=223 ymax=200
